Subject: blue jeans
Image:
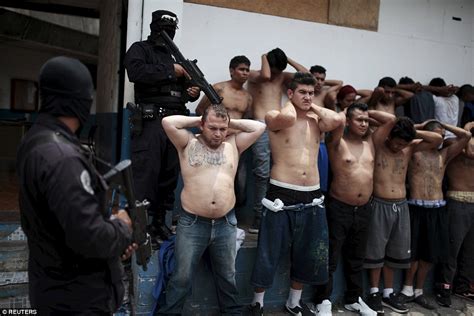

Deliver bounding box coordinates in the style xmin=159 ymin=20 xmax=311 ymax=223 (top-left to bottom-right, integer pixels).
xmin=251 ymin=130 xmax=270 ymax=216
xmin=157 ymin=209 xmax=241 ymax=315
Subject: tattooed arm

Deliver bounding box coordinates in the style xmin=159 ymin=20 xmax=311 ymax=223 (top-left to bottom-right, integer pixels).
xmin=230 ymin=119 xmax=266 ymax=154
xmin=162 ymin=115 xmax=201 ymax=150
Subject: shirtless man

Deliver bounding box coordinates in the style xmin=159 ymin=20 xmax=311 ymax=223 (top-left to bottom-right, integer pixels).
xmin=156 ymin=104 xmax=265 ymax=315
xmin=195 ymin=55 xmax=252 ymax=122
xmin=247 ymin=48 xmax=308 ymax=233
xmin=335 ymin=85 xmax=373 ymax=112
xmin=368 ymin=77 xmax=414 ymax=115
xmin=318 ymin=104 xmax=395 ymax=316
xmin=196 ymin=55 xmax=253 ymax=206
xmin=248 ymin=72 xmax=343 ymax=316
xmin=309 ymin=65 xmax=343 ymax=110
xmin=398 ymin=121 xmax=471 ymax=310
xmin=364 ymin=116 xmax=443 ymax=314
xmin=436 ymin=121 xmax=474 ymax=307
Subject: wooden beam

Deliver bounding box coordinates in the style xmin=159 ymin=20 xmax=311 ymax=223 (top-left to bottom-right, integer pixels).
xmin=0 ymin=8 xmax=98 ymax=59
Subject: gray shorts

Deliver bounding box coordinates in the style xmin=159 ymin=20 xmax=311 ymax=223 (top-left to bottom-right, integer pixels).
xmin=364 ymin=197 xmax=411 ymax=269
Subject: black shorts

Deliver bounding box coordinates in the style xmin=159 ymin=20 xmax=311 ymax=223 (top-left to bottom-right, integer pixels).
xmin=250 ymin=183 xmax=329 ymax=287
xmin=409 ymin=203 xmax=449 ymax=263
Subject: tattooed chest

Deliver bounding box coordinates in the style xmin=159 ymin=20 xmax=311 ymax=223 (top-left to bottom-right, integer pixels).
xmin=188 ymin=141 xmax=227 ymax=167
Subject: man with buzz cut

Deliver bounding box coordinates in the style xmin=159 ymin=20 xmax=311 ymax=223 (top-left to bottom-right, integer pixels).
xmin=196 ymin=55 xmax=253 ymax=206
xmin=157 ymin=104 xmax=265 ymax=315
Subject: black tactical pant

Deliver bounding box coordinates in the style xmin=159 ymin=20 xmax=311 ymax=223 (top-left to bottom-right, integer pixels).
xmin=131 ymin=117 xmax=179 ymax=227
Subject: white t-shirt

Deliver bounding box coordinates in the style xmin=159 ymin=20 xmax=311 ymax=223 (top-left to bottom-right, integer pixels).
xmin=433 ymin=94 xmax=459 ymax=138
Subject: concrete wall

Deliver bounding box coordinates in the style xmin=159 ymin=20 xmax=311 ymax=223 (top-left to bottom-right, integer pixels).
xmin=0 ymin=43 xmax=97 ymax=113
xmin=125 ymin=0 xmax=474 ymax=112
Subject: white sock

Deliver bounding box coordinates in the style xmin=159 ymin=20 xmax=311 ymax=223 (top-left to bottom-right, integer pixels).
xmin=370 ymin=287 xmax=379 ymax=294
xmin=414 ymin=288 xmax=423 ymax=297
xmin=252 ymin=291 xmax=265 ymax=307
xmin=401 ymin=285 xmax=414 ymax=296
xmin=286 ymin=288 xmax=302 ymax=308
xmin=383 ymin=288 xmax=394 ymax=298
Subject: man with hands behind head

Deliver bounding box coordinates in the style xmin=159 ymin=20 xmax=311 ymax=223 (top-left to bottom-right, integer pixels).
xmin=247 ymin=48 xmax=308 ymax=234
xmin=249 ymin=72 xmax=343 ymax=316
xmin=157 ymin=104 xmax=265 ymax=315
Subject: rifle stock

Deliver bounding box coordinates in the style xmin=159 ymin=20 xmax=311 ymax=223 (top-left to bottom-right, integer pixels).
xmin=160 ymin=30 xmax=222 ymax=105
xmin=103 ymin=159 xmax=152 ymax=271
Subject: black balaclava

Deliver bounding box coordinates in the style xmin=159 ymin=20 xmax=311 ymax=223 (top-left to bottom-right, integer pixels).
xmin=148 ymin=10 xmax=178 ymax=44
xmin=39 ymin=56 xmax=93 ymax=128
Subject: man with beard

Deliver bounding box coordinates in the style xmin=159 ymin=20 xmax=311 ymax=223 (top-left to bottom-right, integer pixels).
xmin=16 ymin=56 xmax=136 ymax=314
xmin=196 ymin=55 xmax=253 ymax=207
xmin=156 ymin=104 xmax=265 ymax=315
xmin=124 ymin=10 xmax=200 ymax=241
xmin=317 ymin=103 xmax=396 ymax=316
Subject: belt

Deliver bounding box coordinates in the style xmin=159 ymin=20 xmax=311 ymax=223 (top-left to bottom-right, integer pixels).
xmin=261 ymin=196 xmax=325 ymax=212
xmin=447 ymin=191 xmax=474 ymax=203
xmin=155 ymin=106 xmax=189 ymax=117
xmin=408 ymin=199 xmax=446 ymax=208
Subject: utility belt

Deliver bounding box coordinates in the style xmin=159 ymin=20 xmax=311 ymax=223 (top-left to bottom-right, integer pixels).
xmin=140 ymin=104 xmax=190 ymax=120
xmin=127 ymin=102 xmax=189 ymax=137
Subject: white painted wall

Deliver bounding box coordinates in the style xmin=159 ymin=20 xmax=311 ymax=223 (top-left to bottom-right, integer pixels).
xmin=134 ymin=0 xmax=472 ymax=112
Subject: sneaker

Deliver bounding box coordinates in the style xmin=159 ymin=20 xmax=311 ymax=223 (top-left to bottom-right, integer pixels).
xmin=315 ymin=299 xmax=332 ymax=316
xmin=454 ymin=291 xmax=474 ymax=302
xmin=382 ymin=293 xmax=409 ymax=314
xmin=344 ymin=297 xmax=377 ymax=316
xmin=285 ymin=300 xmax=316 ymax=316
xmin=413 ymin=294 xmax=436 ymax=310
xmin=398 ymin=292 xmax=415 ymax=303
xmin=366 ymin=292 xmax=384 ymax=314
xmin=248 ymin=302 xmax=263 ymax=316
xmin=248 ymin=216 xmax=261 ymax=234
xmin=435 ymin=288 xmax=452 ymax=307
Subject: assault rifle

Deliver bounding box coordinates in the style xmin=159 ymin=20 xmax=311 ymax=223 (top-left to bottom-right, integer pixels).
xmin=103 ymin=159 xmax=152 ymax=271
xmin=160 ymin=30 xmax=223 ymax=105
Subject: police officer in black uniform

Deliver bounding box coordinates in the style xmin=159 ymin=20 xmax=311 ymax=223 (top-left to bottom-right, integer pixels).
xmin=124 ymin=10 xmax=200 ymax=241
xmin=17 ymin=56 xmax=136 ymax=315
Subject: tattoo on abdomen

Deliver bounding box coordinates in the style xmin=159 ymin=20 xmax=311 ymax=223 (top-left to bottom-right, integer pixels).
xmin=188 ymin=141 xmax=227 ymax=166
